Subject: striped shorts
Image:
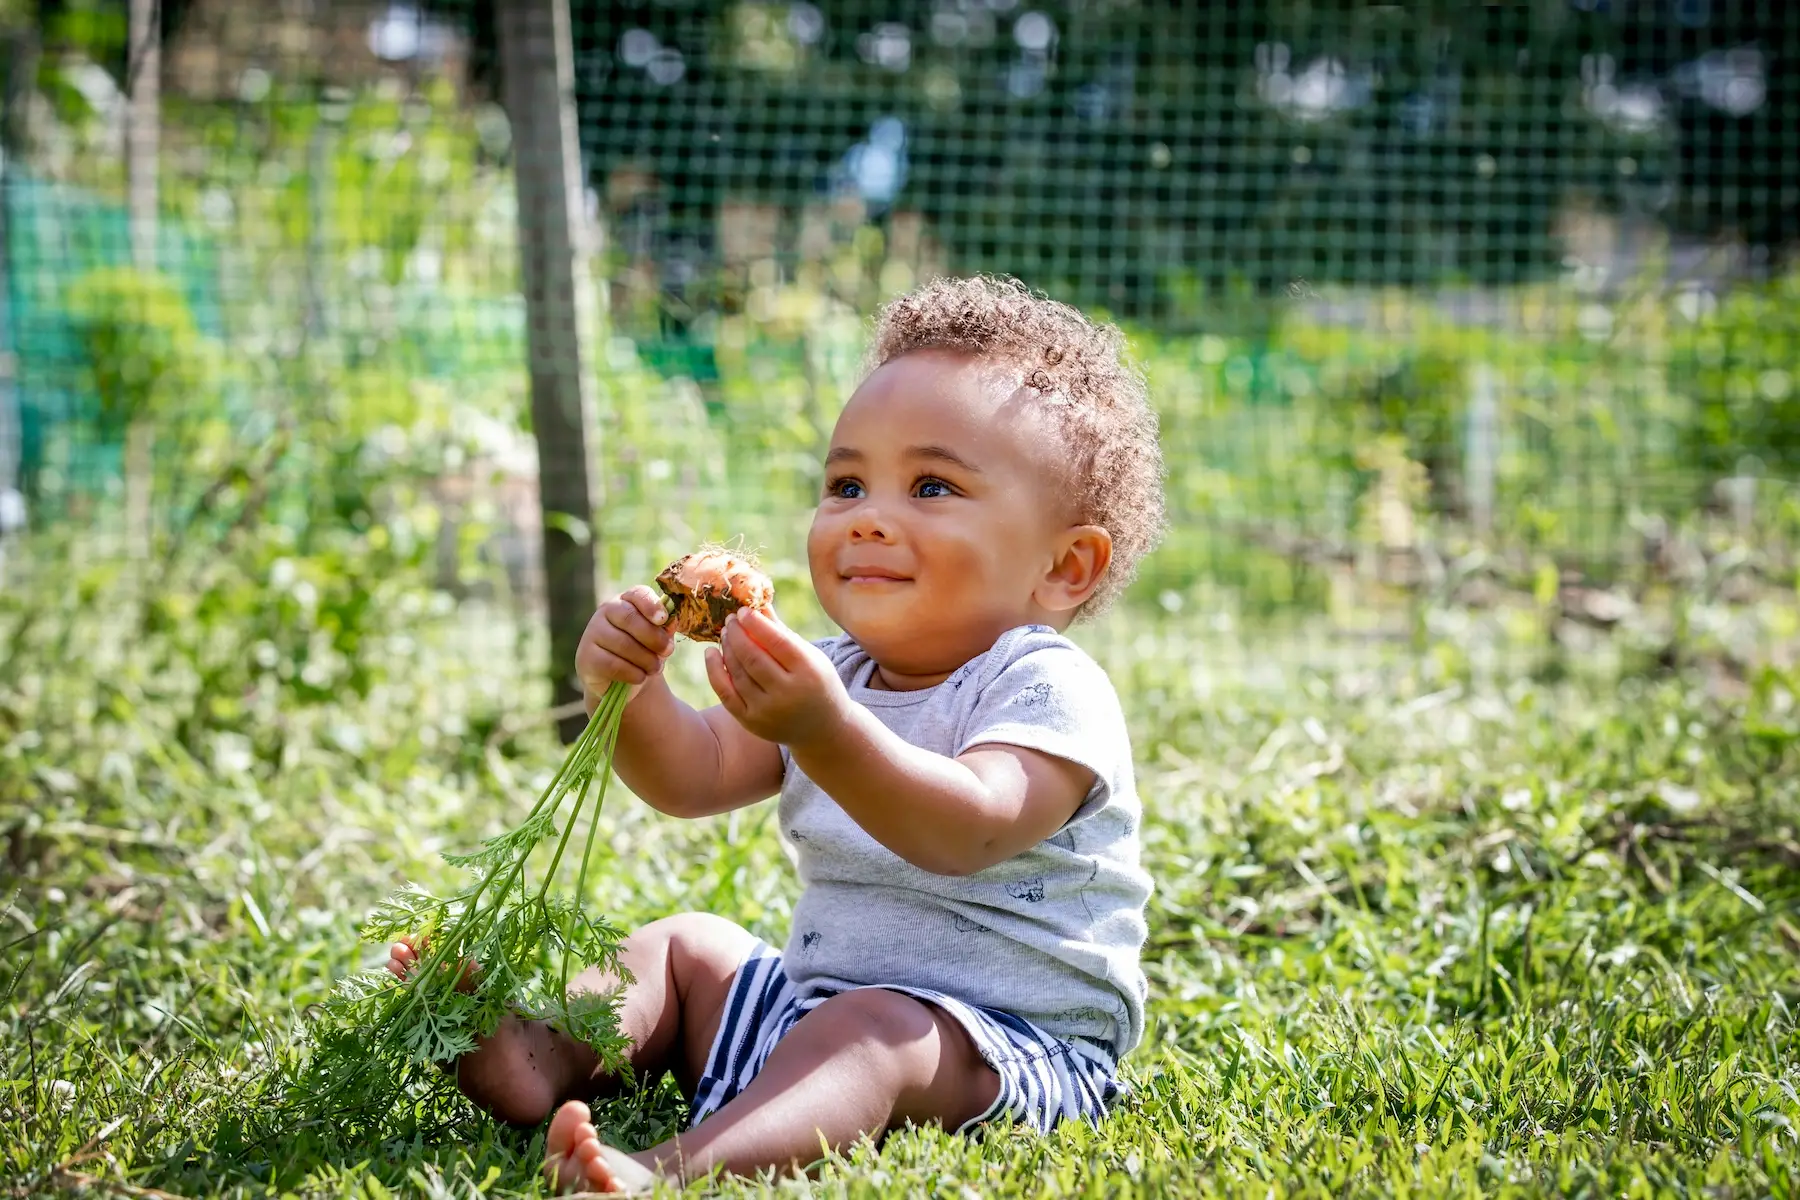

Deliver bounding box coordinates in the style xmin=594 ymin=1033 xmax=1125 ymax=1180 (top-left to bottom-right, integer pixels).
xmin=688 ymin=941 xmax=1120 ymax=1136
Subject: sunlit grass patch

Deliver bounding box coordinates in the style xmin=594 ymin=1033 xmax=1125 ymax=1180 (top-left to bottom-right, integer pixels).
xmin=3 ymin=565 xmax=1797 ymax=1198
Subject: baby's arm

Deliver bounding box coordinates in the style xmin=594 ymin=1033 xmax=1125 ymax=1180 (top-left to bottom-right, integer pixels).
xmin=577 ymin=586 xmax=784 ymax=818
xmin=799 ymin=717 xmax=1091 ymax=876
xmin=709 ymin=609 xmax=1093 ymax=876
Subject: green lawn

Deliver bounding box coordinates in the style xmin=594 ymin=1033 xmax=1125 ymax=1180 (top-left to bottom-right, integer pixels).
xmin=4 ymin=560 xmax=1798 ymax=1198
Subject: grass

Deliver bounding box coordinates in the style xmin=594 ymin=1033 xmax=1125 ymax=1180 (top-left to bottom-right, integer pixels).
xmin=3 ymin=543 xmax=1799 ymax=1199
xmin=13 ymin=50 xmax=1800 ymax=1196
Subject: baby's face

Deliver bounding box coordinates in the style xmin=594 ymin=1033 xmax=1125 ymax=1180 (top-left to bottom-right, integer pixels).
xmin=807 ymin=350 xmax=1076 ymax=682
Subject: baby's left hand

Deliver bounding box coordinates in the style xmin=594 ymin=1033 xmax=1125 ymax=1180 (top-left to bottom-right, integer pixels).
xmin=706 ymin=608 xmax=850 ymax=746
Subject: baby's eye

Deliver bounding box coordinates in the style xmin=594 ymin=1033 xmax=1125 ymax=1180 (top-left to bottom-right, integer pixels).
xmin=914 ymin=477 xmax=955 ymax=499
xmin=827 ymin=477 xmax=865 ymax=500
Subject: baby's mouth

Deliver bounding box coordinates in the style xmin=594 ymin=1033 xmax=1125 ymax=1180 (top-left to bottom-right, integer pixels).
xmin=841 ymin=566 xmax=912 ymax=585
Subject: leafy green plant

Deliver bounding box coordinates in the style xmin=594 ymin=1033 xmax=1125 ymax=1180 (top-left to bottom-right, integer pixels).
xmin=1669 ymin=271 xmax=1800 ymax=478
xmin=285 ymin=555 xmax=769 ymax=1130
xmin=290 ymin=679 xmax=636 ymax=1126
xmin=64 ymin=267 xmax=217 ymax=432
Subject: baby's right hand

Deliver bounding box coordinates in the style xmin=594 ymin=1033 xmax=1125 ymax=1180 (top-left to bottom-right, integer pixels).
xmin=576 ymin=585 xmax=676 ymax=706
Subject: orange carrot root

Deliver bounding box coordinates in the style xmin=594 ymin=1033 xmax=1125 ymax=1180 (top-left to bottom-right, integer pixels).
xmin=655 ymin=547 xmax=775 ymax=643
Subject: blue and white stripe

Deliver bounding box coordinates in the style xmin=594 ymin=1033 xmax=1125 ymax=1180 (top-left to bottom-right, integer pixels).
xmin=689 ymin=942 xmax=1119 ymax=1135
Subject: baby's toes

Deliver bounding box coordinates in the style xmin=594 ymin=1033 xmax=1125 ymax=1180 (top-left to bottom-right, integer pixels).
xmin=545 ymin=1102 xmax=589 ymax=1152
xmin=385 ymin=940 xmax=418 ymax=978
xmin=572 ymin=1137 xmax=610 ymax=1189
xmin=543 ymin=1104 xmax=632 ymax=1194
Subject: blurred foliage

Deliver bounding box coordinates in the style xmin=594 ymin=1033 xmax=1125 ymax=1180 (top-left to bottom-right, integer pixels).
xmin=64 ymin=267 xmax=218 ymax=429
xmin=410 ymin=0 xmax=1800 ymax=319
xmin=0 ymin=410 xmax=440 ymax=764
xmin=20 ymin=0 xmax=1799 ymax=323
xmin=1671 ymin=271 xmax=1800 ymax=478
xmin=3 ymin=12 xmax=1794 ymax=651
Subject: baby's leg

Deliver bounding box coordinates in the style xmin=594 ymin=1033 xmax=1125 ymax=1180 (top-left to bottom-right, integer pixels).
xmin=545 ymin=988 xmax=1002 ymax=1192
xmin=388 ymin=912 xmax=754 ymax=1126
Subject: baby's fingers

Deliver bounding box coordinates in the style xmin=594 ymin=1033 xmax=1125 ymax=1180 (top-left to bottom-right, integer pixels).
xmin=609 ymin=588 xmax=676 ymax=656
xmin=721 ymin=617 xmax=778 ymax=691
xmin=578 ymin=616 xmax=662 ymax=684
xmin=705 ymin=646 xmax=748 ymax=719
xmin=733 ymin=608 xmax=803 ymax=669
xmin=620 ymin=584 xmax=671 ymax=631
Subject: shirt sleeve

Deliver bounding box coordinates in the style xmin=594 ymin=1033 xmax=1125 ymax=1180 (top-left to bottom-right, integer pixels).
xmin=955 ymin=631 xmax=1127 ymax=828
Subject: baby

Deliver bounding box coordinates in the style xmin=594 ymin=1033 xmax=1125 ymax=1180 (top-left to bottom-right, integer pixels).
xmin=389 ymin=275 xmax=1165 ymax=1192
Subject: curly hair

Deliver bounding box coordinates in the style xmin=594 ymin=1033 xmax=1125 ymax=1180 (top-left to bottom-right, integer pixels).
xmin=866 ymin=274 xmax=1166 ymax=617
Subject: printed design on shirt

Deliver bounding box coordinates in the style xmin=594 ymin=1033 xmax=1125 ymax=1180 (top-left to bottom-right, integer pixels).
xmin=800 ymin=930 xmax=822 ymax=954
xmin=788 ymin=828 xmax=809 ymax=843
xmin=952 ymin=914 xmax=993 ymax=934
xmin=1005 ymin=877 xmax=1047 ymax=903
xmin=948 ymin=664 xmax=972 ymax=691
xmin=1077 ymin=860 xmax=1100 ymax=924
xmin=1017 ymin=682 xmax=1053 ymax=708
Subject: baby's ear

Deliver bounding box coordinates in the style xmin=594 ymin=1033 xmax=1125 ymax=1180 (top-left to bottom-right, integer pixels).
xmin=1040 ymin=525 xmax=1112 ymax=612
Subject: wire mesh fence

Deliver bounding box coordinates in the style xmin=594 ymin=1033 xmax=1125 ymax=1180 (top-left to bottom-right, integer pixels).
xmin=2 ymin=0 xmax=1796 ymax=680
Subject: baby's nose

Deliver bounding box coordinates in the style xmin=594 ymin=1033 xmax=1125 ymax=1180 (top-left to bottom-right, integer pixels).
xmin=848 ymin=509 xmax=890 ymax=541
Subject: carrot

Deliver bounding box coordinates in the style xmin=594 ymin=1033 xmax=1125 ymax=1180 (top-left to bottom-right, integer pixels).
xmin=296 ymin=548 xmax=774 ymax=1129
xmin=655 ymin=547 xmax=774 ymax=643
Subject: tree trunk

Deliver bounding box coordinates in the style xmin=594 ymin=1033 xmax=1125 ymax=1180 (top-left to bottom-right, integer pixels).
xmin=496 ymin=0 xmax=603 ymax=744
xmin=124 ymin=0 xmax=160 ymax=562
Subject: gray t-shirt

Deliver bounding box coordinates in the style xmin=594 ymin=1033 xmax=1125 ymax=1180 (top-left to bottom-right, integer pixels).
xmin=776 ymin=624 xmax=1152 ymax=1059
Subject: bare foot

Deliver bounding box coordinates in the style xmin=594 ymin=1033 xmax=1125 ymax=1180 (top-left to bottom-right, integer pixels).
xmin=386 ymin=934 xmax=566 ymax=1125
xmin=544 ymin=1101 xmax=663 ymax=1195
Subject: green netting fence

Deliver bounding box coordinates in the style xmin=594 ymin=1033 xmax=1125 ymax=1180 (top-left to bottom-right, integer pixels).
xmin=2 ymin=0 xmax=1796 ymax=660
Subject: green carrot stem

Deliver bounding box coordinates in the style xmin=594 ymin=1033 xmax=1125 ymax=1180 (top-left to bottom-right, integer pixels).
xmin=532 ymin=682 xmax=628 ymax=905
xmin=374 ymin=679 xmax=634 ymax=1054
xmin=536 ymin=769 xmax=596 ymax=907
xmin=463 ymin=683 xmax=622 ymax=912
xmin=394 ymin=683 xmax=627 ymax=1018
xmin=562 ymin=697 xmax=626 ymax=997
xmin=435 ymin=682 xmax=626 ymax=980
xmin=571 ymin=711 xmax=621 ymax=912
